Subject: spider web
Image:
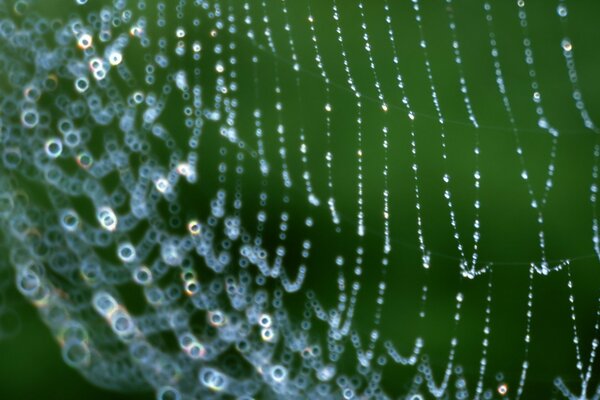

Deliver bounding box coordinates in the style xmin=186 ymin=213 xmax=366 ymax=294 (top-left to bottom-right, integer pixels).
xmin=0 ymin=0 xmax=599 ymax=398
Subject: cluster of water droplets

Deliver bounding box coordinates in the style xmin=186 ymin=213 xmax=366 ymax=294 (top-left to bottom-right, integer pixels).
xmin=0 ymin=0 xmax=599 ymax=399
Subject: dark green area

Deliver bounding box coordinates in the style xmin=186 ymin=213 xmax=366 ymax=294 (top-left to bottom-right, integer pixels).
xmin=0 ymin=286 xmax=152 ymax=399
